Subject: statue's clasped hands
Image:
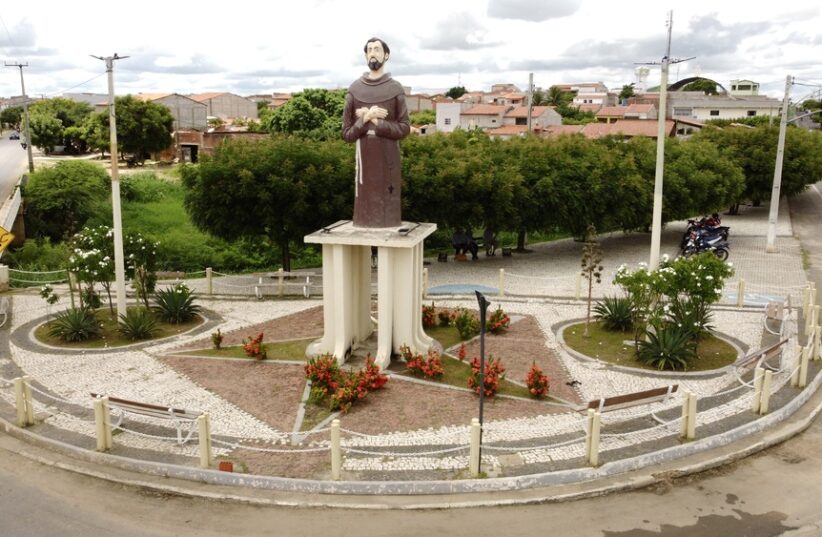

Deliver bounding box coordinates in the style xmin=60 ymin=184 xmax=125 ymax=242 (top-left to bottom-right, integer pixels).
xmin=356 ymin=105 xmax=388 ymax=125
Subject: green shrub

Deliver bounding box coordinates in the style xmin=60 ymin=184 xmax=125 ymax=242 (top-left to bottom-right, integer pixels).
xmin=153 ymin=284 xmax=201 ymax=323
xmin=636 ymin=325 xmax=696 ymax=371
xmin=120 ymin=173 xmax=170 ymax=202
xmin=453 ymin=308 xmax=480 ymax=340
xmin=80 ymin=288 xmax=102 ymax=310
xmin=117 ymin=308 xmax=158 ymax=340
xmin=665 ymin=299 xmax=714 ymax=341
xmin=48 ymin=308 xmax=101 ymax=342
xmin=593 ymin=296 xmax=634 ymax=332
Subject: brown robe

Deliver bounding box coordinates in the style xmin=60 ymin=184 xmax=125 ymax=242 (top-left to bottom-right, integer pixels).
xmin=342 ymin=73 xmax=410 ymax=228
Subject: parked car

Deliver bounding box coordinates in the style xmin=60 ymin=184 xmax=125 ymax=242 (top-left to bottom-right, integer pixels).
xmin=9 ymin=131 xmax=20 ymax=140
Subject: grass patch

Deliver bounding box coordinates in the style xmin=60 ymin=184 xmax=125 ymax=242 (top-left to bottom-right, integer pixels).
xmin=563 ymin=321 xmax=738 ymax=371
xmin=300 ymin=402 xmax=333 ymax=432
xmin=35 ymin=307 xmax=202 ymax=348
xmin=399 ymin=353 xmax=534 ymax=399
xmin=425 ymin=325 xmax=464 ymax=351
xmin=801 ymin=247 xmax=811 ymax=270
xmin=188 ymin=338 xmax=313 ymax=361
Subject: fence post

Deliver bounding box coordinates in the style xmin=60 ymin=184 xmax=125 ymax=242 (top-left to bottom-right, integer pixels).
xmin=94 ymin=397 xmax=113 ymax=452
xmin=585 ymin=409 xmax=601 ymax=467
xmin=0 ymin=264 xmax=8 ymax=292
xmin=737 ymin=279 xmax=745 ymax=308
xmin=680 ymin=391 xmax=697 ymax=440
xmin=197 ymin=414 xmax=213 ymax=469
xmin=791 ymin=344 xmax=802 ymax=387
xmin=422 ymin=267 xmax=429 ymax=298
xmin=575 ymin=274 xmax=582 ymax=301
xmin=814 ymin=328 xmax=821 ymax=361
xmin=759 ymin=370 xmax=774 ymax=414
xmin=13 ymin=377 xmax=34 ymax=427
xmin=330 ymin=419 xmax=341 ymax=481
xmin=498 ymin=269 xmax=505 ymax=297
xmin=304 ymin=276 xmax=311 ymax=299
xmin=277 ymin=268 xmax=284 ymax=297
xmin=205 ymin=267 xmax=213 ymax=296
xmin=469 ymin=418 xmax=481 ymax=476
xmin=799 ymin=344 xmax=811 ymax=389
xmin=751 ymin=367 xmax=764 ymax=413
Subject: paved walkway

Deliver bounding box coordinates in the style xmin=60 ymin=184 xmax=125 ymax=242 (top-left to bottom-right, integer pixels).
xmin=0 ymin=201 xmax=814 ymax=485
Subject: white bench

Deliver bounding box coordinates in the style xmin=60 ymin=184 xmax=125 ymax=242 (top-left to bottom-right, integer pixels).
xmin=0 ymin=296 xmax=9 ymax=328
xmin=91 ymin=393 xmax=202 ymax=445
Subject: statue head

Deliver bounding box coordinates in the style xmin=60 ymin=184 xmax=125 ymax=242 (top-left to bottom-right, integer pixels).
xmin=363 ymin=37 xmax=390 ymax=72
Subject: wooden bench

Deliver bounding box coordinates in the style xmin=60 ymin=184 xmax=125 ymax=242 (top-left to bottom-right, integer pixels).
xmin=0 ymin=296 xmax=9 ymax=328
xmin=90 ymin=393 xmax=202 ymax=445
xmin=583 ymin=385 xmax=679 ymax=414
xmin=733 ymin=338 xmax=789 ymax=374
xmin=764 ymin=299 xmax=791 ymax=336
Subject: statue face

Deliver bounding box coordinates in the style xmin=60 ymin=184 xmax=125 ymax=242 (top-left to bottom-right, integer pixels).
xmin=365 ymin=40 xmax=387 ymax=72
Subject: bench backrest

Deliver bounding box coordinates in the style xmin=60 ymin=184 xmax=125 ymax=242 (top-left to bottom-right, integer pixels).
xmin=91 ymin=393 xmax=202 ymax=421
xmin=734 ymin=338 xmax=789 ymax=371
xmin=586 ymin=385 xmax=679 ymax=413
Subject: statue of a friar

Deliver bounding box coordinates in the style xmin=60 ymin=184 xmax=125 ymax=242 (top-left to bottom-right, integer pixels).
xmin=342 ymin=37 xmax=410 ymax=228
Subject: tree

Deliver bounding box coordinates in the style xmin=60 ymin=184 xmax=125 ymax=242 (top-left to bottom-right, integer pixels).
xmin=24 ymin=160 xmax=110 ymax=241
xmin=28 ymin=111 xmax=64 ymax=153
xmin=266 ymin=88 xmax=346 ymax=140
xmin=28 ymin=98 xmax=93 ymax=153
xmin=445 ymin=86 xmax=467 ymax=99
xmin=181 ymin=136 xmax=354 ymax=271
xmin=618 ymin=83 xmax=636 ymax=102
xmin=409 ymin=109 xmax=435 ymax=126
xmin=580 ymin=224 xmax=603 ymax=337
xmin=545 ymin=86 xmax=573 ymax=107
xmin=0 ymin=106 xmax=23 ymax=129
xmin=680 ymin=79 xmax=719 ymax=95
xmin=82 ymin=96 xmax=174 ymax=163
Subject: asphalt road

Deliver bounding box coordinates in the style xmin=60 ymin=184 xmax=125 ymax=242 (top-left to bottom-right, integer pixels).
xmin=0 ymin=187 xmax=821 ymax=536
xmin=0 ymin=135 xmax=28 ymax=201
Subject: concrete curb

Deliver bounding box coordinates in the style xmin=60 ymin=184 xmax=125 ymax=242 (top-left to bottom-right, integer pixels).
xmin=2 ymin=369 xmax=820 ymax=508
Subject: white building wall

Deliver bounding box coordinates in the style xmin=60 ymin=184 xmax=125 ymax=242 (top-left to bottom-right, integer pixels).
xmin=436 ymin=103 xmax=463 ymax=133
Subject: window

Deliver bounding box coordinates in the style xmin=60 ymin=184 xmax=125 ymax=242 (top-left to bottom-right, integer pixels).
xmin=709 ymin=110 xmax=720 ymax=116
xmin=673 ymin=107 xmax=692 ymax=117
xmin=747 ymin=110 xmax=757 ymax=117
xmin=491 ymin=119 xmax=497 ymax=123
xmin=444 ymin=118 xmax=451 ymax=125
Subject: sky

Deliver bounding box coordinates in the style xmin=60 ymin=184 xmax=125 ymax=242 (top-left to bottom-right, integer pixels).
xmin=1 ymin=0 xmax=820 ymax=102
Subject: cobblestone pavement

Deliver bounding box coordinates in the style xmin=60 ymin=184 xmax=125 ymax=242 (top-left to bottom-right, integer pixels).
xmin=0 ymin=201 xmax=812 ymax=477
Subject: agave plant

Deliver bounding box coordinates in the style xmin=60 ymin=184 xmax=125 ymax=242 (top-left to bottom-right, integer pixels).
xmin=48 ymin=307 xmax=101 ymax=342
xmin=636 ymin=324 xmax=696 ymax=371
xmin=117 ymin=307 xmax=158 ymax=341
xmin=593 ymin=296 xmax=634 ymax=332
xmin=153 ymin=284 xmax=201 ymax=324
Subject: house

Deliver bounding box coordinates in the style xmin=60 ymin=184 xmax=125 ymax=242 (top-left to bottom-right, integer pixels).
xmin=190 ymin=92 xmax=258 ymax=120
xmin=63 ymin=92 xmax=108 ymax=106
xmin=667 ymin=92 xmax=781 ymax=121
xmin=596 ymin=106 xmax=626 ymax=123
xmin=624 ymin=103 xmax=657 ymax=120
xmin=459 ymin=104 xmax=510 ymax=130
xmin=135 ymin=93 xmax=208 ymax=131
xmin=486 ymin=124 xmax=531 ymax=140
xmin=503 ymin=106 xmax=562 ymax=128
xmin=406 ymin=94 xmax=434 ymax=113
xmin=435 ymin=102 xmax=464 ymax=133
xmin=580 ymin=119 xmax=677 ymax=140
xmin=729 ymin=79 xmax=760 ymax=97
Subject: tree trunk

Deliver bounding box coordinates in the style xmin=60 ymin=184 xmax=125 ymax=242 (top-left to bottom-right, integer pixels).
xmin=516 ymin=230 xmax=527 ymax=252
xmin=728 ymin=203 xmax=739 ymax=215
xmin=280 ymin=240 xmax=292 ymax=272
xmin=584 ymin=276 xmax=593 ymax=337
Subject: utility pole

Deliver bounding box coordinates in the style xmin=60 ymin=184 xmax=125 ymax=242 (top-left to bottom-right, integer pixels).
xmin=526 ymin=72 xmax=534 ymax=132
xmin=766 ymin=75 xmax=794 ymax=253
xmin=4 ymin=62 xmax=35 ymax=172
xmin=92 ymin=53 xmax=129 ymax=319
xmin=643 ymin=11 xmax=692 ymax=269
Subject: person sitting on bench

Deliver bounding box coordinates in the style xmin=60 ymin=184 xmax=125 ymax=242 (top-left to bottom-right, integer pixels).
xmin=452 ymin=230 xmax=479 ymax=260
xmin=483 ymin=227 xmax=497 ymax=256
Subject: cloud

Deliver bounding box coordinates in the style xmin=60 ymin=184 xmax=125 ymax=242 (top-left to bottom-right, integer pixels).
xmin=487 ymin=0 xmax=581 ymax=22
xmin=241 ymin=68 xmax=325 ymax=79
xmin=121 ymin=53 xmax=224 ymax=75
xmin=420 ymin=13 xmax=501 ymax=50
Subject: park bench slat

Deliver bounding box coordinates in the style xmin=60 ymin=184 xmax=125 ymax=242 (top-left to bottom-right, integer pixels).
xmin=584 ymin=385 xmax=679 ymax=413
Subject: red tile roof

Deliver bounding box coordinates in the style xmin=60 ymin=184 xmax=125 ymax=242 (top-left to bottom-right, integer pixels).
xmin=135 ymin=93 xmax=171 ymax=102
xmin=626 ymin=104 xmax=654 ymax=114
xmin=505 ymin=106 xmax=552 ymax=118
xmin=580 ymin=119 xmax=676 ymax=139
xmin=462 ymin=104 xmax=510 ymax=116
xmin=595 ymin=106 xmax=626 ymax=118
xmin=487 ymin=125 xmax=529 ymax=136
xmin=543 ymin=125 xmax=585 ymax=137
xmin=190 ymin=92 xmax=227 ymax=102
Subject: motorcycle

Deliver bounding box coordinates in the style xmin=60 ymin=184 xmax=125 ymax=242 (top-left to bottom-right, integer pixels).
xmin=681 ymin=229 xmax=730 ymax=260
xmin=680 ymin=213 xmax=730 ymax=249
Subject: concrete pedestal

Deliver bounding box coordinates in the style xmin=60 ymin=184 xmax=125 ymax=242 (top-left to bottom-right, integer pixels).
xmin=304 ymin=221 xmax=436 ymax=370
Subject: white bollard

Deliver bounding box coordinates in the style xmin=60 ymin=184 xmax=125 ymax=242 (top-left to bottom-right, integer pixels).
xmin=277 ymin=268 xmax=284 ymax=297
xmin=737 ymin=279 xmax=745 ymax=308
xmin=13 ymin=377 xmax=33 ymax=427
xmin=814 ymin=329 xmax=821 ymax=361
xmin=791 ymin=344 xmax=802 ymax=387
xmin=205 ymin=267 xmax=213 ymax=296
xmin=498 ymin=269 xmax=505 ymax=297
xmin=759 ymin=370 xmax=774 ymax=415
xmin=469 ymin=418 xmax=481 ymax=476
xmin=575 ymin=273 xmax=582 ymax=301
xmin=585 ymin=409 xmax=601 ymax=467
xmin=0 ymin=264 xmax=9 ymax=292
xmin=93 ymin=397 xmax=113 ymax=452
xmin=799 ymin=344 xmax=811 ymax=389
xmin=751 ymin=367 xmax=764 ymax=413
xmin=331 ymin=419 xmax=341 ymax=481
xmin=680 ymin=391 xmax=697 ymax=440
xmin=197 ymin=414 xmax=213 ymax=469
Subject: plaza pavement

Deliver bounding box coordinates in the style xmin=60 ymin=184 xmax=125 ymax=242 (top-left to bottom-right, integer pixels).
xmin=0 ymin=198 xmax=815 ymax=490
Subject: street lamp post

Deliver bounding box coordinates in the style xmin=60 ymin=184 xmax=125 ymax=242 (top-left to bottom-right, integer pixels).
xmin=475 ymin=291 xmax=490 ymax=469
xmin=93 ymin=53 xmax=129 ymax=319
xmin=4 ymin=62 xmax=35 ymax=173
xmin=766 ymin=75 xmax=793 ymax=253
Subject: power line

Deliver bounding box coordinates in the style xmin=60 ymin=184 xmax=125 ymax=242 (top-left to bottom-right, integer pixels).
xmin=0 ymin=14 xmax=16 ymax=49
